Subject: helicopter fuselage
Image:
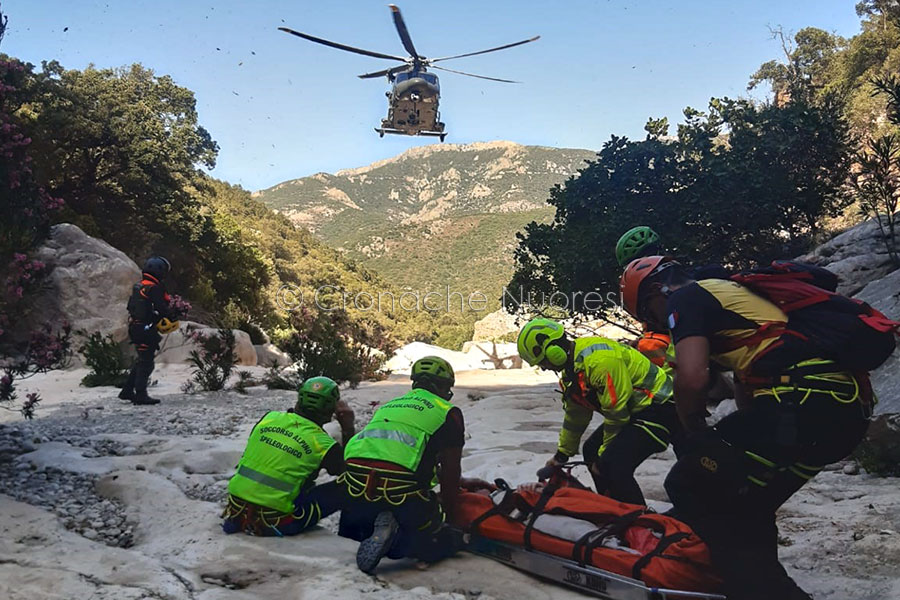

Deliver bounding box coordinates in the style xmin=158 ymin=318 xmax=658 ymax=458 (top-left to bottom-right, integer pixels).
xmin=380 ymin=69 xmax=445 ymax=139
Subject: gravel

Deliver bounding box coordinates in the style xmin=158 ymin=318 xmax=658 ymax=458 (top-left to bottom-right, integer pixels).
xmin=0 ymin=387 xmax=303 ymax=548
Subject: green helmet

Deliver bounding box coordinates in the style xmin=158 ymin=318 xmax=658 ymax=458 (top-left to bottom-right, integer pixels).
xmin=616 ymin=226 xmax=661 ymax=267
xmin=517 ymin=318 xmax=567 ymax=367
xmin=296 ymin=376 xmax=340 ymax=424
xmin=411 ymin=356 xmax=455 ymax=386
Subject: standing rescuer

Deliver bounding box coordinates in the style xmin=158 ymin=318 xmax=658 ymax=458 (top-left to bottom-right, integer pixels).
xmin=616 ymin=226 xmax=677 ymax=372
xmin=223 ymin=376 xmax=356 ymax=536
xmin=338 ymin=356 xmax=493 ymax=574
xmin=620 ymin=256 xmax=883 ymax=600
xmin=517 ymin=318 xmax=681 ymax=506
xmin=120 ymin=256 xmax=178 ymax=406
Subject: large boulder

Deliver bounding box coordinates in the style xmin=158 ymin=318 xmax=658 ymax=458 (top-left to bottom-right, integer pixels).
xmin=254 ymin=343 xmax=291 ymax=368
xmin=27 ymin=224 xmax=140 ymax=351
xmin=853 ymin=413 xmax=900 ymax=476
xmin=156 ymin=322 xmax=257 ymax=366
xmin=472 ymin=309 xmax=520 ymax=341
xmin=854 ymin=269 xmax=900 ymax=415
xmin=385 ymin=342 xmax=486 ymax=374
xmin=800 ymin=215 xmax=898 ymax=296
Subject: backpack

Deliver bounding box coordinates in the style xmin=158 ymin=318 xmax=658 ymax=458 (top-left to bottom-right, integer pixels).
xmin=728 ymin=261 xmax=899 ymax=372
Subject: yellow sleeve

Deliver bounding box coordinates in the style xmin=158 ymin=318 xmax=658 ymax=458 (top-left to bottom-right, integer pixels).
xmin=558 ymin=399 xmax=593 ymax=457
xmin=582 ymin=348 xmax=634 ymax=428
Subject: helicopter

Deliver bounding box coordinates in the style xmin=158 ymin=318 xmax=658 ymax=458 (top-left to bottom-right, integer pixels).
xmin=279 ymin=5 xmax=539 ymax=142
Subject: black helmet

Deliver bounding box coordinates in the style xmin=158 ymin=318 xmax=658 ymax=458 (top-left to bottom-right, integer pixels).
xmin=143 ymin=256 xmax=171 ymax=280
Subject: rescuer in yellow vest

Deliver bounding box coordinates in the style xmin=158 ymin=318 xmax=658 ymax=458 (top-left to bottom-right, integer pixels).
xmin=517 ymin=318 xmax=682 ymax=506
xmin=338 ymin=356 xmax=494 ymax=574
xmin=222 ymin=376 xmax=356 ymax=536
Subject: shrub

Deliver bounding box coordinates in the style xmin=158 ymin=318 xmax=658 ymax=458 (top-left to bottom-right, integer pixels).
xmin=232 ymin=370 xmax=255 ymax=395
xmin=262 ymin=363 xmax=302 ymax=391
xmin=279 ymin=306 xmax=394 ymax=387
xmin=0 ymin=322 xmax=72 ymax=419
xmin=78 ymin=331 xmax=129 ymax=387
xmin=183 ymin=327 xmax=237 ymax=392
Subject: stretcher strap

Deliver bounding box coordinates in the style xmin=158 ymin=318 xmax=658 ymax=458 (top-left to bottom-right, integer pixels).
xmin=630 ymin=532 xmax=691 ymax=580
xmin=522 ymin=483 xmax=560 ymax=551
xmin=571 ymin=509 xmax=645 ymax=567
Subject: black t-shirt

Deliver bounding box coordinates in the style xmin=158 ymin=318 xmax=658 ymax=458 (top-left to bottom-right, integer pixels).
xmin=666 ymin=279 xmax=789 ymax=374
xmin=413 ymin=406 xmax=465 ymax=482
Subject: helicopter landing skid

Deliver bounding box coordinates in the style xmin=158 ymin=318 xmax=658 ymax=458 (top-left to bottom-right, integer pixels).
xmin=375 ymin=127 xmax=447 ymax=142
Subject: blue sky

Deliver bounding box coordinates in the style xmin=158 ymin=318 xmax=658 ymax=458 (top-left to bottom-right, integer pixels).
xmin=3 ymin=1 xmax=861 ymax=191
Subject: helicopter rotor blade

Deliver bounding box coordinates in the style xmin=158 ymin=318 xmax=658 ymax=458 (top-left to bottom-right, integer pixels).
xmin=429 ymin=35 xmax=540 ymax=63
xmin=358 ymin=65 xmax=411 ymax=79
xmin=431 ymin=65 xmax=520 ymax=83
xmin=278 ymin=27 xmax=408 ymax=62
xmin=388 ymin=5 xmax=420 ymax=59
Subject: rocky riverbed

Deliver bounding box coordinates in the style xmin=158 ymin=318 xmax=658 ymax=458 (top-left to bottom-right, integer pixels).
xmin=1 ymin=367 xmax=899 ymax=600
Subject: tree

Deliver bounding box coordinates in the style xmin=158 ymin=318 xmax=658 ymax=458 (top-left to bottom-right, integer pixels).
xmin=507 ymin=95 xmax=853 ymax=315
xmin=749 ymin=27 xmax=846 ymax=101
xmin=856 ymin=1 xmax=900 ymax=32
xmin=852 ymin=75 xmax=900 ymax=265
xmin=20 ymin=61 xmax=218 ymax=255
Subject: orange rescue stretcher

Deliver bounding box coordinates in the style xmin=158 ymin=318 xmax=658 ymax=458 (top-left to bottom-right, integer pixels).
xmin=451 ymin=465 xmax=725 ymax=600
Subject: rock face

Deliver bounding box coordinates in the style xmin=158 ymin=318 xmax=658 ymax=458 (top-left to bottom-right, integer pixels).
xmin=156 ymin=322 xmax=258 ymax=366
xmin=472 ymin=309 xmax=521 ymax=341
xmin=800 ymin=215 xmax=899 ymax=296
xmin=854 ymin=413 xmax=900 ymax=476
xmin=855 ymin=269 xmax=900 ymax=415
xmin=29 ymin=224 xmax=140 ymax=348
xmin=253 ymin=343 xmax=291 ymax=368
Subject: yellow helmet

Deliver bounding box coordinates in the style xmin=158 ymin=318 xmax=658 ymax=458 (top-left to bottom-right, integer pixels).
xmin=517 ymin=318 xmax=567 ymax=367
xmin=156 ymin=318 xmax=180 ymax=334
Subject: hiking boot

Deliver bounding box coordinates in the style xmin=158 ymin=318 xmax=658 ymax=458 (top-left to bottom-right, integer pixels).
xmin=357 ymin=511 xmax=399 ymax=574
xmin=118 ymin=388 xmax=136 ymax=401
xmin=132 ymin=394 xmax=160 ymax=406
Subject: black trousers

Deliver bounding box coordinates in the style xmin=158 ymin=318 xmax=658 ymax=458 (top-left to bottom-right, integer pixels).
xmin=123 ymin=324 xmax=161 ymax=396
xmin=338 ymin=490 xmax=460 ymax=563
xmin=582 ymin=402 xmax=681 ymax=505
xmin=665 ymin=386 xmax=869 ymax=600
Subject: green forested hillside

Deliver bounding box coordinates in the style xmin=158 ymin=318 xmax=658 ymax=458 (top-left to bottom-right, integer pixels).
xmin=255 ymin=141 xmax=593 ymax=312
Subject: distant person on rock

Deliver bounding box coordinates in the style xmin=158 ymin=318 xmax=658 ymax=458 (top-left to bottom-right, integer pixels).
xmin=517 ymin=318 xmax=682 ymax=506
xmin=222 ymin=376 xmax=356 ymax=536
xmin=337 ymin=356 xmax=494 ymax=574
xmin=119 ymin=256 xmax=178 ymax=406
xmin=621 ymin=256 xmax=884 ymax=600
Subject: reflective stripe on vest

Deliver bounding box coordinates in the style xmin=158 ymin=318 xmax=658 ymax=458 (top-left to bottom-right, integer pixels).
xmin=236 ymin=464 xmax=295 ymax=493
xmin=635 ymin=363 xmax=674 ymax=403
xmin=353 ymin=428 xmax=419 ymax=448
xmin=574 ymin=343 xmax=612 ymax=369
xmin=344 ymin=389 xmax=453 ymax=476
xmin=227 ymin=411 xmax=336 ymax=514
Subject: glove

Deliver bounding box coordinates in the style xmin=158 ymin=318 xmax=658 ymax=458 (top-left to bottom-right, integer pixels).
xmin=156 ymin=318 xmax=180 ymax=334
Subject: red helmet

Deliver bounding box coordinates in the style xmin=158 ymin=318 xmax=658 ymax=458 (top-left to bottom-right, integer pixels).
xmin=620 ymin=255 xmax=676 ymax=320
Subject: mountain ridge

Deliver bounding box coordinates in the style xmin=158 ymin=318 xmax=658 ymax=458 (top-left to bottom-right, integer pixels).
xmin=254 ymin=141 xmax=597 ymax=336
